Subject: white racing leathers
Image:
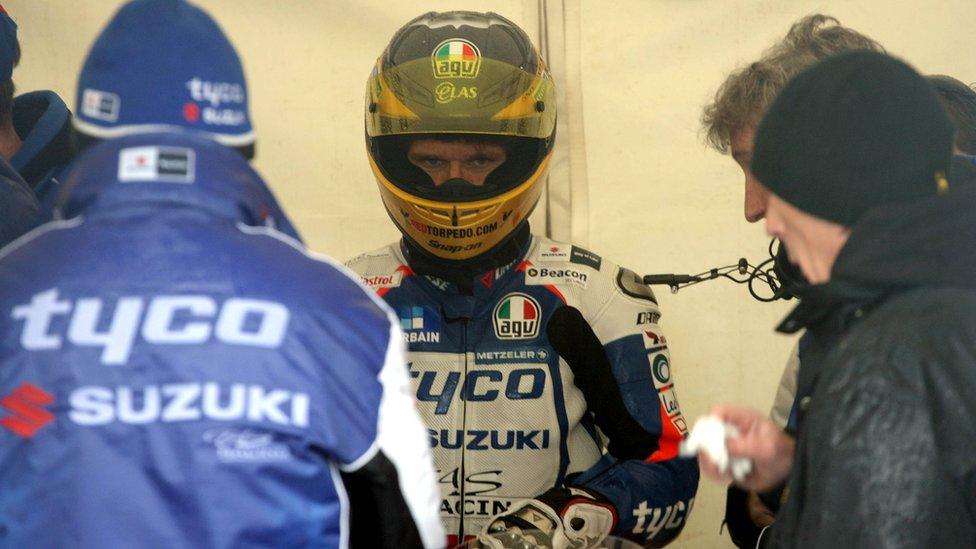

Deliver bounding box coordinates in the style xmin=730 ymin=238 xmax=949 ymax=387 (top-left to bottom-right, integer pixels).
xmin=348 ymin=236 xmax=699 ymax=547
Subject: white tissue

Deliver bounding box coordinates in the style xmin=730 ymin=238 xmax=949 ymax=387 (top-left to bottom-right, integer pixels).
xmin=679 ymin=415 xmax=753 ymax=482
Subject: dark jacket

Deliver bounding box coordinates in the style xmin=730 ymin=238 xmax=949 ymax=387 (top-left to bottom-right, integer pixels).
xmin=950 ymin=153 xmax=976 ymax=188
xmin=769 ymin=184 xmax=976 ymax=548
xmin=10 ymin=90 xmax=73 ymax=198
xmin=0 ymin=152 xmax=38 ymax=247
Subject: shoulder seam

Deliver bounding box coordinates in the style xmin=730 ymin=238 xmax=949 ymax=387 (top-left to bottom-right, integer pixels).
xmin=0 ymin=216 xmax=84 ymax=262
xmin=235 ymin=223 xmax=399 ymax=320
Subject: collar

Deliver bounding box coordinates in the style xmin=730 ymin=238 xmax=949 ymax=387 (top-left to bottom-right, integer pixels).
xmin=776 ymin=279 xmax=885 ymax=334
xmin=57 ymin=132 xmax=293 ymax=234
xmin=401 ymin=221 xmax=532 ymax=295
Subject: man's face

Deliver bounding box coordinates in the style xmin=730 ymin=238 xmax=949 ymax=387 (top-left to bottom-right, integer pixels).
xmin=731 ymin=126 xmax=771 ymax=223
xmin=407 ymin=138 xmax=507 ymax=187
xmin=763 ymin=193 xmax=850 ymax=284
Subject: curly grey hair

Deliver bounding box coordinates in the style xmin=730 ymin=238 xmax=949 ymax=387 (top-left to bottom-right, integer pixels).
xmin=702 ymin=14 xmax=884 ymax=153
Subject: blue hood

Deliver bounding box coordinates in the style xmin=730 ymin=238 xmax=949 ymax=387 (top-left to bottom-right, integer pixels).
xmin=54 ymin=132 xmax=301 ymax=240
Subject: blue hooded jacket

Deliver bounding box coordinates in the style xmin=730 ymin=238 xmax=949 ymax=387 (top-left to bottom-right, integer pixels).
xmin=0 ymin=132 xmax=441 ymax=548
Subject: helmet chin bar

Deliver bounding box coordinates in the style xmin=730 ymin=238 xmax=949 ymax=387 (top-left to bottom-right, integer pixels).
xmin=402 ymin=219 xmax=533 ymax=270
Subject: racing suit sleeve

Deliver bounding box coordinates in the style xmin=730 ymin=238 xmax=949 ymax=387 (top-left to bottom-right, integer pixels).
xmin=547 ymin=267 xmax=699 ymax=547
xmin=337 ymin=316 xmax=445 ymax=548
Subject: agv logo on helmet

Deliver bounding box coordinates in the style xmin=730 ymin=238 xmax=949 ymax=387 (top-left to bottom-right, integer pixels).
xmin=432 ymin=39 xmax=482 ymax=104
xmin=431 ymin=39 xmax=482 ymax=79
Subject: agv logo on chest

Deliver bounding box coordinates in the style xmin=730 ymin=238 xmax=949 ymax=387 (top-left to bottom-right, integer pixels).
xmin=493 ymin=293 xmax=541 ymax=340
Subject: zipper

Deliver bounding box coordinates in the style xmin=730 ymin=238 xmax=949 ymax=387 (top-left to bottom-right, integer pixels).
xmin=457 ymin=318 xmax=470 ymax=542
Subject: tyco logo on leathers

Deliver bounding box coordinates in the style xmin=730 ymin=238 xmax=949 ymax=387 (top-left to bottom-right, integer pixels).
xmin=411 ymin=366 xmax=546 ymax=415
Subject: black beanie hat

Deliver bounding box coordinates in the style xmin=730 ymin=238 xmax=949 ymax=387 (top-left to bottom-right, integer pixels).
xmin=752 ymin=50 xmax=954 ymax=226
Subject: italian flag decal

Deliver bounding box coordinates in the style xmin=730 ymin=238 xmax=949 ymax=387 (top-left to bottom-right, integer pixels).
xmin=435 ymin=40 xmax=477 ymax=60
xmin=497 ymin=296 xmax=537 ymax=321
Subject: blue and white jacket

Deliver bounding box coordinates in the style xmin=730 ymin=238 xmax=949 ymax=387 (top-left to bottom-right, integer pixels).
xmin=347 ymin=234 xmax=699 ymax=547
xmin=0 ymin=132 xmax=443 ymax=549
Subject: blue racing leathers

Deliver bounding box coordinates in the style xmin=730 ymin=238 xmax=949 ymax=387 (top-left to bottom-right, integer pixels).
xmin=347 ymin=235 xmax=699 ymax=547
xmin=0 ymin=132 xmax=442 ymax=549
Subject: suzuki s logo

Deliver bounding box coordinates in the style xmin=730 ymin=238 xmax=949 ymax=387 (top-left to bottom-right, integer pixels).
xmin=12 ymin=289 xmax=290 ymax=365
xmin=0 ymin=383 xmax=55 ymax=438
xmin=492 ymin=293 xmax=541 ymax=340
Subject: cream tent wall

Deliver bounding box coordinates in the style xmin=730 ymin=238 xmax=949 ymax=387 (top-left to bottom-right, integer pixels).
xmin=8 ymin=1 xmax=976 ymax=548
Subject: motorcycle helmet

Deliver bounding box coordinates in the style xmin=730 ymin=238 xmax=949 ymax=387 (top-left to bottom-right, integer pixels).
xmin=366 ymin=11 xmax=556 ymax=261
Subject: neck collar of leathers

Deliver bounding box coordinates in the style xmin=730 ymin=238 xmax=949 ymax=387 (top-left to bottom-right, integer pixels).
xmin=401 ymin=221 xmax=532 ymax=295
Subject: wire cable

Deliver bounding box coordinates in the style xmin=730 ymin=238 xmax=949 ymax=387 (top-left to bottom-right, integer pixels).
xmin=642 ymin=239 xmax=792 ymax=302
